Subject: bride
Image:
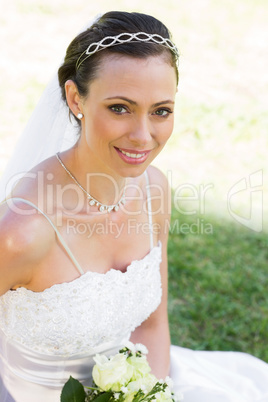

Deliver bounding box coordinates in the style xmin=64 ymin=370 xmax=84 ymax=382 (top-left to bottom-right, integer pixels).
xmin=0 ymin=11 xmax=268 ymax=402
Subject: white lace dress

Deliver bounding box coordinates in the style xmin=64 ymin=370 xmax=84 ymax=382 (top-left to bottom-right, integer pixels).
xmin=0 ymin=242 xmax=162 ymax=402
xmin=1 ymin=195 xmax=268 ymax=401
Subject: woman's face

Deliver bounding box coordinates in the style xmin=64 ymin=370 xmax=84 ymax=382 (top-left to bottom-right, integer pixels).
xmin=79 ymin=54 xmax=177 ymax=178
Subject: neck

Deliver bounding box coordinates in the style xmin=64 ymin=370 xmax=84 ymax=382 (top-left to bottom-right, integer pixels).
xmin=59 ymin=146 xmax=126 ymax=207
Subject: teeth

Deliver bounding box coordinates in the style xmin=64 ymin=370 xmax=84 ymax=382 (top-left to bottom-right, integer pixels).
xmin=119 ymin=149 xmax=146 ymax=159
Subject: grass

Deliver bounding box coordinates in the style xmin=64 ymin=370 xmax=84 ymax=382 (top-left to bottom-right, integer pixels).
xmin=168 ymin=205 xmax=268 ymax=362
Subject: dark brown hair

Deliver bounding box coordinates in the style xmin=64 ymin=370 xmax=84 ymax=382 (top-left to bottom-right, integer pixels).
xmin=58 ymin=11 xmax=179 ymax=125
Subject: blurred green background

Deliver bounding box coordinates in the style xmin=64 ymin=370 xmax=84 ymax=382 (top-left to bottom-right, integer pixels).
xmin=1 ymin=0 xmax=267 ymax=360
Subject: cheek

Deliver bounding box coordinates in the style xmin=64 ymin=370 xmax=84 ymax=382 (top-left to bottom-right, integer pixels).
xmin=156 ymin=119 xmax=174 ymax=144
xmin=85 ymin=114 xmax=113 ymax=144
xmin=89 ymin=112 xmax=129 ymax=141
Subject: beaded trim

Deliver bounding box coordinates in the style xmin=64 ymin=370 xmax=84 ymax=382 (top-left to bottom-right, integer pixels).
xmin=76 ymin=32 xmax=179 ymax=70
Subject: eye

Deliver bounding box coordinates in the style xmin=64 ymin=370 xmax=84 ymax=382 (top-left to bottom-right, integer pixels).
xmin=109 ymin=105 xmax=128 ymax=114
xmin=154 ymin=108 xmax=173 ymax=117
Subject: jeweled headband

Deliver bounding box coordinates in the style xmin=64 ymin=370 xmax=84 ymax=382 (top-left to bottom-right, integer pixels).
xmin=76 ymin=32 xmax=179 ymax=70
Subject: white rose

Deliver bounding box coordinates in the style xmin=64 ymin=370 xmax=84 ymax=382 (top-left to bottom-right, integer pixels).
xmin=123 ymin=392 xmax=135 ymax=402
xmin=92 ymin=353 xmax=134 ymax=392
xmin=127 ymin=373 xmax=157 ymax=395
xmin=127 ymin=354 xmax=152 ymax=380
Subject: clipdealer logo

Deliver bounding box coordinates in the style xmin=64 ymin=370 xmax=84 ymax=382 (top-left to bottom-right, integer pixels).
xmin=227 ymin=170 xmax=263 ymax=232
xmin=3 ymin=169 xmax=264 ymax=233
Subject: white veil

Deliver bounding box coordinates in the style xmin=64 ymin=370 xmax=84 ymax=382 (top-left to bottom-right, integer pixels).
xmin=0 ymin=17 xmax=100 ymax=202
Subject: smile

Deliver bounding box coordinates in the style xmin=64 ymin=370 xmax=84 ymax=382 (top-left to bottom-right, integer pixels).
xmin=119 ymin=149 xmax=146 ymax=159
xmin=114 ymin=147 xmax=151 ymax=165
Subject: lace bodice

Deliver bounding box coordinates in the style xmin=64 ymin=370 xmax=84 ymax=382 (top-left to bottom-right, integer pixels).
xmin=0 ymin=243 xmax=162 ymax=356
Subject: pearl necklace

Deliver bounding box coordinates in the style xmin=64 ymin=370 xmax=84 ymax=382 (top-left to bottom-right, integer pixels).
xmin=56 ymin=153 xmax=126 ymax=212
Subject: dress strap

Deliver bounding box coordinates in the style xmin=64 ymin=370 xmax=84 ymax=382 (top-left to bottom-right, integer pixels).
xmin=144 ymin=171 xmax=154 ymax=250
xmin=1 ymin=197 xmax=85 ymax=275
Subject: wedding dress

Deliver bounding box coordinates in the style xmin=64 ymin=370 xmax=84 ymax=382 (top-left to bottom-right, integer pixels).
xmin=0 ymin=175 xmax=163 ymax=402
xmin=1 ymin=184 xmax=268 ymax=402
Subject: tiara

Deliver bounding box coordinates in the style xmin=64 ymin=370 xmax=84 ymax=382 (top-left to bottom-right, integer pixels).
xmin=76 ymin=32 xmax=179 ymax=70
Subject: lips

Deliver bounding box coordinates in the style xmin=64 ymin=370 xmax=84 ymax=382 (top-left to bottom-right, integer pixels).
xmin=114 ymin=147 xmax=151 ymax=164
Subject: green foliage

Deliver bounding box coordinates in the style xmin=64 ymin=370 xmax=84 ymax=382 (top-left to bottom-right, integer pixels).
xmin=168 ymin=207 xmax=268 ymax=362
xmin=89 ymin=393 xmax=113 ymax=402
xmin=61 ymin=376 xmax=86 ymax=402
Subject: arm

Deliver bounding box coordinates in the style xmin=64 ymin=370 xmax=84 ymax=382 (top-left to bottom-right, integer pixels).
xmin=130 ymin=166 xmax=171 ymax=379
xmin=0 ymin=200 xmax=53 ymax=295
xmin=130 ymin=248 xmax=170 ymax=379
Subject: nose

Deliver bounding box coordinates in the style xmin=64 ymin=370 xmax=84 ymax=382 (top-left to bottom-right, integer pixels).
xmin=128 ymin=115 xmax=153 ymax=146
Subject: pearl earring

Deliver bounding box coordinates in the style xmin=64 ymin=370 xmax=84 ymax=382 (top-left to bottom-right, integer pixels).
xmin=77 ymin=113 xmax=84 ymax=119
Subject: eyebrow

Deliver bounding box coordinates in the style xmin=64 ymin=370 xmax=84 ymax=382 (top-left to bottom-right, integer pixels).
xmin=105 ymin=96 xmax=175 ymax=107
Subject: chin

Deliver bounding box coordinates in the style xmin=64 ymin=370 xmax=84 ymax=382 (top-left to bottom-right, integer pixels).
xmin=117 ymin=163 xmax=152 ymax=179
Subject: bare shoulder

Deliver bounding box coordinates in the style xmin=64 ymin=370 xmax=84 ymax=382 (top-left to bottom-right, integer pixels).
xmin=0 ymin=199 xmax=55 ymax=295
xmin=146 ymin=165 xmax=169 ymax=189
xmin=0 ymin=153 xmax=67 ymax=295
xmin=7 ymin=154 xmax=60 ymax=201
xmin=145 ymin=165 xmax=171 ymax=227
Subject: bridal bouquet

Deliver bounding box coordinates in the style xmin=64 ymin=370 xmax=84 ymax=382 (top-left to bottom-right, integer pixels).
xmin=61 ymin=342 xmax=182 ymax=402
